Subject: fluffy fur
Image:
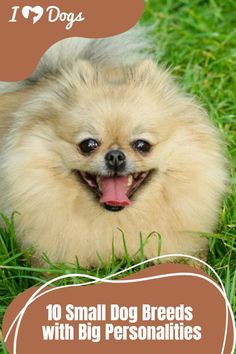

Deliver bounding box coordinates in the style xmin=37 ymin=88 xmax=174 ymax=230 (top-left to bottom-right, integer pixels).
xmin=0 ymin=29 xmax=227 ymax=267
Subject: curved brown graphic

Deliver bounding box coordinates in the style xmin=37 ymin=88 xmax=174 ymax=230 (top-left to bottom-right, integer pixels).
xmin=2 ymin=264 xmax=235 ymax=354
xmin=0 ymin=0 xmax=144 ymax=81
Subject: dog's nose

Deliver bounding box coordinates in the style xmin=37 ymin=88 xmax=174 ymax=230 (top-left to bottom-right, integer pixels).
xmin=105 ymin=150 xmax=126 ymax=172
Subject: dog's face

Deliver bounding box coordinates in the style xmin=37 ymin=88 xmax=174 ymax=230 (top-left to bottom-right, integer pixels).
xmin=64 ymin=85 xmax=161 ymax=212
xmin=7 ymin=60 xmax=208 ymax=213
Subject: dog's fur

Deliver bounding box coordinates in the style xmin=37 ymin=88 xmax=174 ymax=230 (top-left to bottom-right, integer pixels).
xmin=0 ymin=29 xmax=227 ymax=267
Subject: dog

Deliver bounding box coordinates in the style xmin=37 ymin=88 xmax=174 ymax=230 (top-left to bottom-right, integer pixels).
xmin=0 ymin=28 xmax=227 ymax=267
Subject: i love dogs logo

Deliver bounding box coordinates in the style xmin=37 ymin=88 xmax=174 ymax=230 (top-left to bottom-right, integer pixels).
xmin=0 ymin=0 xmax=144 ymax=81
xmin=9 ymin=6 xmax=85 ymax=29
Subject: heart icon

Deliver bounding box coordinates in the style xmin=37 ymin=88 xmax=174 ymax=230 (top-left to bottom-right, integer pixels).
xmin=22 ymin=6 xmax=44 ymax=24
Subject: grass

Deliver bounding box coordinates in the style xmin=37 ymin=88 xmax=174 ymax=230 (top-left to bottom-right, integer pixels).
xmin=0 ymin=0 xmax=236 ymax=352
xmin=142 ymin=0 xmax=236 ymax=312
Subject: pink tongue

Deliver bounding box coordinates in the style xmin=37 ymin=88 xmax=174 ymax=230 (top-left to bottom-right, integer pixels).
xmin=100 ymin=176 xmax=131 ymax=206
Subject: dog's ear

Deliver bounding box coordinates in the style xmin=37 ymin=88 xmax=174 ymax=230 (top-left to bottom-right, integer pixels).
xmin=73 ymin=60 xmax=98 ymax=87
xmin=133 ymin=59 xmax=158 ymax=80
xmin=54 ymin=59 xmax=100 ymax=96
xmin=128 ymin=59 xmax=158 ymax=85
xmin=0 ymin=88 xmax=34 ymax=140
xmin=129 ymin=59 xmax=171 ymax=90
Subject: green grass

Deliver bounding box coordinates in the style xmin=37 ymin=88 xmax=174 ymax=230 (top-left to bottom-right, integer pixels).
xmin=0 ymin=0 xmax=236 ymax=352
xmin=142 ymin=0 xmax=236 ymax=313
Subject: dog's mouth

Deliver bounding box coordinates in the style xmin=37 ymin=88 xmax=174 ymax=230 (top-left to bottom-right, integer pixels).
xmin=74 ymin=170 xmax=152 ymax=212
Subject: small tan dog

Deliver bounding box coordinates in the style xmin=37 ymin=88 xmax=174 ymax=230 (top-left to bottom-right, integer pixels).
xmin=0 ymin=29 xmax=227 ymax=267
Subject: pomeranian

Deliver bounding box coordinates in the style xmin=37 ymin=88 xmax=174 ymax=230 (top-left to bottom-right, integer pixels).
xmin=0 ymin=28 xmax=227 ymax=267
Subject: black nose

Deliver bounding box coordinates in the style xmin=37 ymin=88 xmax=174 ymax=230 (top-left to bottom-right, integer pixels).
xmin=105 ymin=150 xmax=126 ymax=172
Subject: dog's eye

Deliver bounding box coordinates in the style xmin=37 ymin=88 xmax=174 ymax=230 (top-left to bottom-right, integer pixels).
xmin=132 ymin=140 xmax=151 ymax=153
xmin=79 ymin=139 xmax=100 ymax=154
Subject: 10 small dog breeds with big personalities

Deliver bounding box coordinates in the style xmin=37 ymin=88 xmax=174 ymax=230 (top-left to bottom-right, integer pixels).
xmin=0 ymin=28 xmax=227 ymax=267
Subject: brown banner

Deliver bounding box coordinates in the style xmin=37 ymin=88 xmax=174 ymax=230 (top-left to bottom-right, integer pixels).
xmin=0 ymin=0 xmax=144 ymax=81
xmin=2 ymin=264 xmax=235 ymax=354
